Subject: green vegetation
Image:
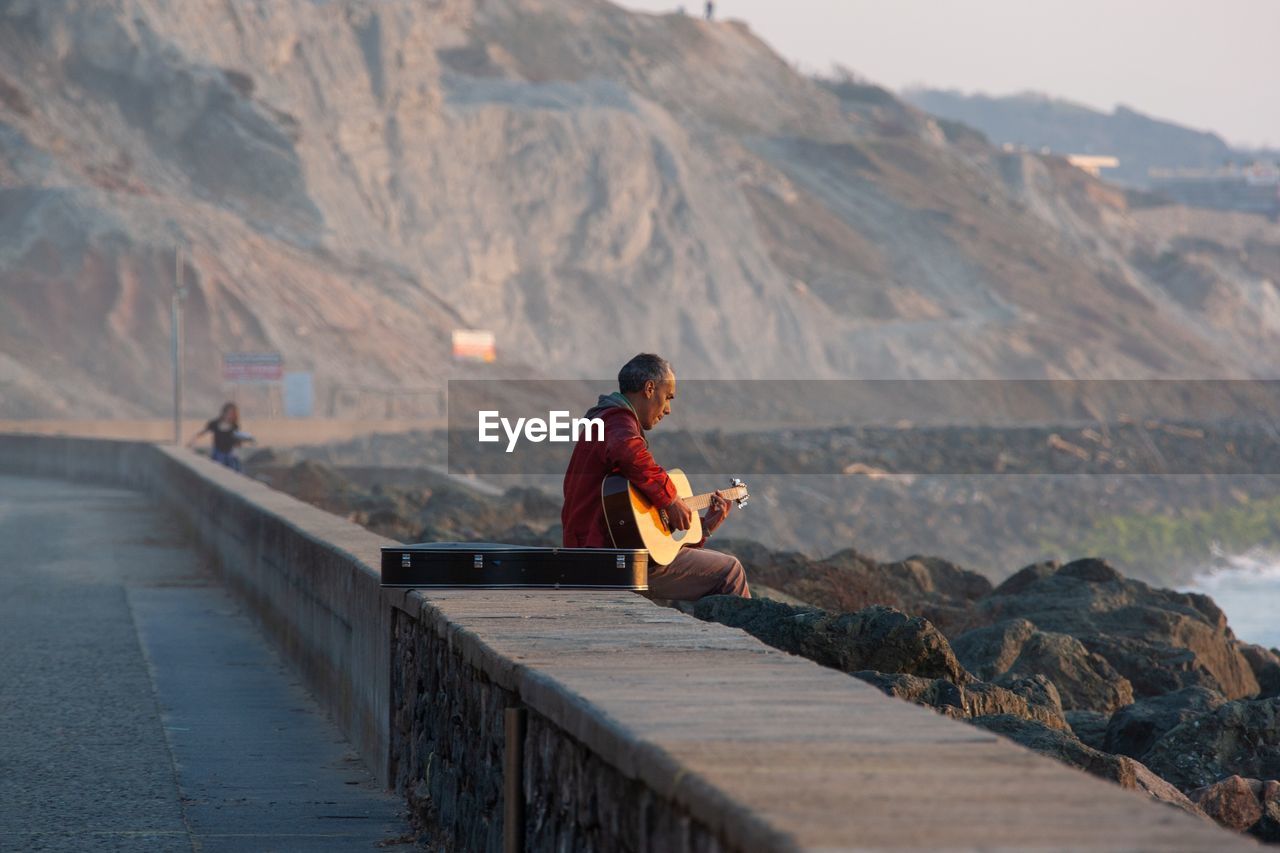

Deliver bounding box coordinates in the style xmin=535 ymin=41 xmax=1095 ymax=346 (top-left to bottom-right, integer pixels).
xmin=1040 ymin=496 xmax=1280 ymax=577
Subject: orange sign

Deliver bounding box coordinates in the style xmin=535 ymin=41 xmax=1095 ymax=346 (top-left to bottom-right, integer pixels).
xmin=452 ymin=330 xmax=496 ymax=363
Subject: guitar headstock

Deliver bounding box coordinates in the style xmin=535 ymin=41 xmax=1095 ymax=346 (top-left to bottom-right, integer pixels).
xmin=730 ymin=477 xmax=749 ymax=509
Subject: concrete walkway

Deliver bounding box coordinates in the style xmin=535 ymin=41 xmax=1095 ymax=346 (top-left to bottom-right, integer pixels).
xmin=0 ymin=476 xmax=414 ymax=852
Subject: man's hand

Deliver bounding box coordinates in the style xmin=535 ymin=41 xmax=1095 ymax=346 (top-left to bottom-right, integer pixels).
xmin=664 ymin=496 xmax=694 ymax=532
xmin=703 ymin=489 xmax=734 ymax=534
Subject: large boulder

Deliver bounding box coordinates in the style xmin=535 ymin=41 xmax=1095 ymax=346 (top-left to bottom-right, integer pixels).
xmin=725 ymin=543 xmax=991 ymax=633
xmin=971 ymin=715 xmax=1204 ymax=818
xmin=1188 ymin=776 xmax=1265 ymax=833
xmin=685 ymin=597 xmax=967 ymax=682
xmin=987 ymin=560 xmax=1059 ymax=598
xmin=952 ymin=618 xmax=1134 ymax=713
xmin=1065 ymin=710 xmax=1110 ymax=751
xmin=876 ymin=555 xmax=995 ymax=636
xmin=1240 ymin=644 xmax=1280 ymax=699
xmin=1261 ymin=780 xmax=1280 ymax=843
xmin=853 ymin=671 xmax=1068 ymax=731
xmin=1141 ymin=697 xmax=1280 ymax=791
xmin=968 ymin=558 xmax=1259 ymax=700
xmin=1188 ymin=776 xmax=1280 ymax=841
xmin=1103 ymin=686 xmax=1228 ymax=760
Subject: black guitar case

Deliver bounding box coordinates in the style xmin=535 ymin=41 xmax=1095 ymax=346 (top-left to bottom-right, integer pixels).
xmin=380 ymin=542 xmax=649 ymax=590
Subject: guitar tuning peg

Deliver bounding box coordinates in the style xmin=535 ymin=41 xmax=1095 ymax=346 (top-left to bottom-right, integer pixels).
xmin=731 ymin=477 xmax=743 ymax=487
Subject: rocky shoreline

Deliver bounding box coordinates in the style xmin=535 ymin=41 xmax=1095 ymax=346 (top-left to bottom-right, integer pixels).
xmin=684 ymin=558 xmax=1280 ymax=842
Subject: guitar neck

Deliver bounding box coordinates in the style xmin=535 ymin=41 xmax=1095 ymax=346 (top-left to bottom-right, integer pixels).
xmin=685 ymin=487 xmax=748 ymax=512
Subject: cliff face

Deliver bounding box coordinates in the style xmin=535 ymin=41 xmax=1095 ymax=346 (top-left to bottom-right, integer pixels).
xmin=1 ymin=0 xmax=1277 ymax=416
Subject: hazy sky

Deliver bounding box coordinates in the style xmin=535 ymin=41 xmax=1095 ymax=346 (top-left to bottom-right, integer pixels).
xmin=618 ymin=0 xmax=1280 ymax=148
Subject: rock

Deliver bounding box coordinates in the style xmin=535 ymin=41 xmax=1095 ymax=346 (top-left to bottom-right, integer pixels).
xmin=1260 ymin=809 xmax=1280 ymax=844
xmin=1185 ymin=775 xmax=1280 ymax=841
xmin=1258 ymin=780 xmax=1280 ymax=842
xmin=854 ymin=672 xmax=966 ymax=721
xmin=878 ymin=555 xmax=995 ymax=635
xmin=1141 ymin=697 xmax=1280 ymax=791
xmin=854 ymin=672 xmax=1068 ymax=731
xmin=1240 ymin=643 xmax=1280 ymax=699
xmin=749 ymin=584 xmax=813 ymax=607
xmin=1065 ymin=710 xmax=1111 ymax=751
xmin=988 ymin=561 xmax=1059 ymax=597
xmin=951 ymin=618 xmax=1036 ymax=674
xmin=993 ymin=672 xmax=1065 ymax=720
xmin=968 ymin=678 xmax=1067 ymax=728
xmin=687 ymin=597 xmax=967 ymax=683
xmin=1188 ymin=775 xmax=1264 ymax=833
xmin=968 ymin=558 xmax=1260 ymax=700
xmin=1057 ymin=558 xmax=1126 ymax=584
xmin=971 ymin=715 xmax=1204 ymax=818
xmin=883 ymin=554 xmax=996 ymax=602
xmin=734 ymin=545 xmax=991 ymax=632
xmin=972 ymin=714 xmax=1117 ymax=777
xmin=1103 ymin=686 xmax=1228 ymax=760
xmin=953 ymin=618 xmax=1135 ymax=713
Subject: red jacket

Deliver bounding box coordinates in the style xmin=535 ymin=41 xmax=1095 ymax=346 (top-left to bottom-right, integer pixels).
xmin=562 ymin=393 xmax=684 ymax=548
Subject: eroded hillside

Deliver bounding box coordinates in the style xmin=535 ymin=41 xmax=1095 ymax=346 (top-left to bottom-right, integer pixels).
xmin=1 ymin=0 xmax=1277 ymax=416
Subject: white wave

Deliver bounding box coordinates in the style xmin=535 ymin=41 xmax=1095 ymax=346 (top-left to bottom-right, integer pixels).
xmin=1182 ymin=544 xmax=1280 ymax=648
xmin=1183 ymin=543 xmax=1280 ymax=590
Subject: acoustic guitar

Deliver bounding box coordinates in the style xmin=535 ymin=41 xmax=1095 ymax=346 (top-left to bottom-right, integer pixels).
xmin=601 ymin=468 xmax=749 ymax=565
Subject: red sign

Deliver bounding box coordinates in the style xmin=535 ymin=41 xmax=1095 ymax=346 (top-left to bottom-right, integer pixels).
xmin=223 ymin=352 xmax=283 ymax=383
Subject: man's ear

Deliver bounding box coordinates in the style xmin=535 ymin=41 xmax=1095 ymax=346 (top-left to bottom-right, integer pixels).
xmin=643 ymin=379 xmax=655 ymax=398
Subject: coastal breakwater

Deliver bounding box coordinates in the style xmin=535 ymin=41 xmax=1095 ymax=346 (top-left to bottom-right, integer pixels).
xmin=0 ymin=433 xmax=1251 ymax=850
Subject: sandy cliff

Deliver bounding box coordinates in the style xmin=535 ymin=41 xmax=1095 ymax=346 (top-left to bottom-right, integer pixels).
xmin=1 ymin=0 xmax=1278 ymax=416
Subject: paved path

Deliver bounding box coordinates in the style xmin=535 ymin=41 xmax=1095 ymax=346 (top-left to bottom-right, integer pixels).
xmin=0 ymin=476 xmax=414 ymax=852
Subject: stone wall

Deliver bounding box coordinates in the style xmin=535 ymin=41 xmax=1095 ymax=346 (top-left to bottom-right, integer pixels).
xmin=389 ymin=605 xmax=726 ymax=852
xmin=390 ymin=604 xmax=511 ymax=851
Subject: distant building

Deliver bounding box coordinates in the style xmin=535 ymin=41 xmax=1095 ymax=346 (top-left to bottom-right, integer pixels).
xmin=1149 ymin=161 xmax=1280 ymax=217
xmin=1066 ymin=155 xmax=1120 ymax=178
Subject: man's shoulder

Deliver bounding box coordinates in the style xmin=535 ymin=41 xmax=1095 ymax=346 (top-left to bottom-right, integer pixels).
xmin=592 ymin=405 xmax=639 ymax=433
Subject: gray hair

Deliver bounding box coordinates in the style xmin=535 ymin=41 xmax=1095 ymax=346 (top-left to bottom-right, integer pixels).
xmin=618 ymin=353 xmax=672 ymax=393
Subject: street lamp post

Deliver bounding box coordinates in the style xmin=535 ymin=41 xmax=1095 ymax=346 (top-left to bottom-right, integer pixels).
xmin=171 ymin=248 xmax=187 ymax=445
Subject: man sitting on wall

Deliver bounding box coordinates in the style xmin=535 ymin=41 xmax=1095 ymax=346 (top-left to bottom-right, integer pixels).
xmin=562 ymin=353 xmax=750 ymax=600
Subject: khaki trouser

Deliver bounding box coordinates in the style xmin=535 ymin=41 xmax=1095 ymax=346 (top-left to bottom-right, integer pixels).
xmin=646 ymin=547 xmax=750 ymax=601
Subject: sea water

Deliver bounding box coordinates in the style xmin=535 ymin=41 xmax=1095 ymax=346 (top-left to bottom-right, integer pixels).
xmin=1183 ymin=547 xmax=1280 ymax=650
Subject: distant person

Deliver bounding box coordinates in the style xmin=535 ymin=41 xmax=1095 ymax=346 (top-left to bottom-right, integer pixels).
xmin=704 ymin=0 xmax=714 ymax=20
xmin=188 ymin=402 xmax=253 ymax=472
